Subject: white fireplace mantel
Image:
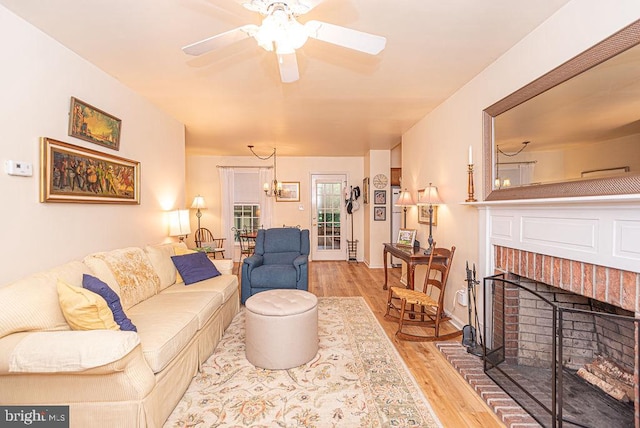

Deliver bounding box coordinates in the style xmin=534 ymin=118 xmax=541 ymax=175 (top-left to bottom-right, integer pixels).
xmin=472 ymin=196 xmax=640 ymax=275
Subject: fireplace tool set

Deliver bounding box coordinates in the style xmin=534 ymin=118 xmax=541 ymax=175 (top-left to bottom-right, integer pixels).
xmin=462 ymin=262 xmax=483 ymax=356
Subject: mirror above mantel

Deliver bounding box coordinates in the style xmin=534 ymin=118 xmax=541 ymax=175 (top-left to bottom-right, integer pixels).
xmin=483 ymin=19 xmax=640 ymax=201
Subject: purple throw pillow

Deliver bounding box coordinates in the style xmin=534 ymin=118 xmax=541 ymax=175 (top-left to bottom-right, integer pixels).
xmin=171 ymin=252 xmax=221 ymax=285
xmin=82 ymin=274 xmax=137 ymax=332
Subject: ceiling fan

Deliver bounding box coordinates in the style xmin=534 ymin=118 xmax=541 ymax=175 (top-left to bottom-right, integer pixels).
xmin=182 ymin=0 xmax=386 ymax=83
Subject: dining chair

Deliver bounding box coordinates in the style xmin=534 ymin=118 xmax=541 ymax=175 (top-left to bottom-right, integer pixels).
xmin=232 ymin=227 xmax=255 ymax=263
xmin=194 ymin=227 xmax=226 ymax=259
xmin=384 ymin=244 xmax=460 ymax=341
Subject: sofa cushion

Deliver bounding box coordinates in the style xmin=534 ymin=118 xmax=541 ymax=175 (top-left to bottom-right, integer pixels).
xmin=163 ymin=274 xmax=238 ymax=303
xmin=130 ymin=292 xmax=222 ymax=330
xmin=211 ymin=258 xmax=233 ymax=276
xmin=173 ymin=245 xmax=197 ymax=283
xmin=171 ymin=252 xmax=221 ymax=285
xmin=8 ymin=330 xmax=139 ymax=373
xmin=84 ymin=247 xmax=160 ymax=310
xmin=144 ymin=243 xmax=178 ymax=290
xmin=126 ymin=308 xmax=199 ymax=373
xmin=83 ymin=274 xmax=136 ymax=332
xmin=0 ymin=261 xmax=91 ymax=339
xmin=57 ymin=280 xmax=120 ymax=331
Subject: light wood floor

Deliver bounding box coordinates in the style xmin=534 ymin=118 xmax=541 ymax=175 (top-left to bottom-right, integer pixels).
xmin=308 ymin=260 xmax=505 ymax=428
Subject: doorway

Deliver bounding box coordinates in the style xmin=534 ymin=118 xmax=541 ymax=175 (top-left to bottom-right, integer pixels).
xmin=311 ymin=174 xmax=346 ymax=261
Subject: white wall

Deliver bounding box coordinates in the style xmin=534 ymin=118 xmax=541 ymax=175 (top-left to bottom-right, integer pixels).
xmin=365 ymin=150 xmax=391 ymax=268
xmin=0 ymin=6 xmax=186 ymax=285
xmin=186 ymin=154 xmax=364 ymax=261
xmin=401 ymin=0 xmax=640 ymax=326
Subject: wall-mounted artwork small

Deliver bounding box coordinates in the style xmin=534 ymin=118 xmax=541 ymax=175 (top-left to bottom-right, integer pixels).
xmin=374 ymin=206 xmax=386 ymax=221
xmin=374 ymin=190 xmax=386 ymax=205
xmin=69 ymin=97 xmax=122 ymax=150
xmin=276 ymin=181 xmax=300 ymax=202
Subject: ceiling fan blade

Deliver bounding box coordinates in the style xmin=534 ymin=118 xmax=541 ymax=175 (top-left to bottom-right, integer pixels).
xmin=305 ymin=20 xmax=386 ymax=55
xmin=182 ymin=25 xmax=257 ymax=56
xmin=239 ymin=0 xmax=324 ymax=15
xmin=277 ymin=53 xmax=300 ymax=83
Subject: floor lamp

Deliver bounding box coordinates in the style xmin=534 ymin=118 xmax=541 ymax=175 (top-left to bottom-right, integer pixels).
xmin=191 ymin=195 xmax=206 ymax=230
xmin=418 ymin=183 xmax=441 ymax=254
xmin=395 ymin=189 xmax=415 ymax=228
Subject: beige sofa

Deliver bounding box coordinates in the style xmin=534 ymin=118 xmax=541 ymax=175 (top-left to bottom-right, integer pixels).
xmin=0 ymin=242 xmax=239 ymax=428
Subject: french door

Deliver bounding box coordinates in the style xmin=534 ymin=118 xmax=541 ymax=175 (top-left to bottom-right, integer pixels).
xmin=310 ymin=174 xmax=346 ymax=261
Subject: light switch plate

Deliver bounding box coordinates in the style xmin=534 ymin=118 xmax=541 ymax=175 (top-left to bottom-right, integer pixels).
xmin=5 ymin=160 xmax=33 ymax=177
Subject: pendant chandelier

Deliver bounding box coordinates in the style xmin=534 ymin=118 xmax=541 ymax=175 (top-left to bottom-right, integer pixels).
xmin=248 ymin=145 xmax=281 ymax=197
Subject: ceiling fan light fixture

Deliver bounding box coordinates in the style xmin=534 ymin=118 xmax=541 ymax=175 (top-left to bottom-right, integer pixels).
xmin=287 ymin=19 xmax=308 ymax=49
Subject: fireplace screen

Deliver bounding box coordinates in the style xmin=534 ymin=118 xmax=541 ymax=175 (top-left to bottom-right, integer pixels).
xmin=484 ymin=274 xmax=638 ymax=428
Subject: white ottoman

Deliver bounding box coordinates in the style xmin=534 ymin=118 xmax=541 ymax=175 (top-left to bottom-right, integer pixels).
xmin=245 ymin=289 xmax=318 ymax=370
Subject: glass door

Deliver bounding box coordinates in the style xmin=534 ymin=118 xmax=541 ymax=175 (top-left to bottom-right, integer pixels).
xmin=311 ymin=174 xmax=346 ymax=261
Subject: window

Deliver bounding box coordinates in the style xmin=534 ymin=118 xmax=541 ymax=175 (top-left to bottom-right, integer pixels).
xmin=233 ymin=171 xmax=261 ymax=240
xmin=234 ymin=204 xmax=260 ymax=236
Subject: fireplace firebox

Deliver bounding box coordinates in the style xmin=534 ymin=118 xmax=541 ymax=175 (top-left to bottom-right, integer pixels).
xmin=484 ymin=273 xmax=639 ymax=428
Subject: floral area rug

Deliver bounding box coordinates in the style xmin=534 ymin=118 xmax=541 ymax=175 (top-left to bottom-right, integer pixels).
xmin=164 ymin=297 xmax=442 ymax=427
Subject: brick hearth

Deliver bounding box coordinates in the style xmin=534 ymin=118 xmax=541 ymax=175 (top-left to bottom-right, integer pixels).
xmin=436 ymin=342 xmax=541 ymax=428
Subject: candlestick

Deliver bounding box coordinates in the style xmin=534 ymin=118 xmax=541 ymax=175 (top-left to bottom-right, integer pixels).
xmin=466 ymin=164 xmax=477 ymax=202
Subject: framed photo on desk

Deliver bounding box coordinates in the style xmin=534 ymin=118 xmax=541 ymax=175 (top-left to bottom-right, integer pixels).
xmin=396 ymin=228 xmax=416 ymax=247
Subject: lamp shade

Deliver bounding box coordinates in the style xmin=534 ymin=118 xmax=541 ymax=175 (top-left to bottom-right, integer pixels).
xmin=190 ymin=195 xmax=206 ymax=210
xmin=168 ymin=209 xmax=191 ymax=237
xmin=395 ymin=189 xmax=415 ymax=207
xmin=418 ymin=183 xmax=442 ymax=206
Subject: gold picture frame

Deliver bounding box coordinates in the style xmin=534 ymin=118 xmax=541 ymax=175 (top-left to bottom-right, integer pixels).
xmin=69 ymin=97 xmax=122 ymax=150
xmin=396 ymin=228 xmax=417 ymax=247
xmin=276 ymin=181 xmax=300 ymax=202
xmin=40 ymin=137 xmax=140 ymax=204
xmin=363 ymin=177 xmax=369 ymax=204
xmin=418 ymin=205 xmax=438 ymax=226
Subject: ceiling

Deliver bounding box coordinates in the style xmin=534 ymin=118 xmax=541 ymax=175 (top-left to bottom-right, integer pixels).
xmin=0 ymin=0 xmax=571 ymax=157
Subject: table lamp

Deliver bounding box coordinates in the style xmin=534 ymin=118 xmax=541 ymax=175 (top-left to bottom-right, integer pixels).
xmin=395 ymin=189 xmax=415 ymax=228
xmin=418 ymin=183 xmax=442 ymax=254
xmin=168 ymin=209 xmax=191 ymax=242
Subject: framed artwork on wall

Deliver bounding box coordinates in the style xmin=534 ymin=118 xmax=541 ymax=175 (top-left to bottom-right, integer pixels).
xmin=374 ymin=190 xmax=386 ymax=205
xmin=276 ymin=181 xmax=300 ymax=202
xmin=417 ymin=204 xmax=438 ymax=225
xmin=69 ymin=97 xmax=122 ymax=150
xmin=374 ymin=206 xmax=386 ymax=221
xmin=40 ymin=137 xmax=140 ymax=204
xmin=363 ymin=177 xmax=369 ymax=204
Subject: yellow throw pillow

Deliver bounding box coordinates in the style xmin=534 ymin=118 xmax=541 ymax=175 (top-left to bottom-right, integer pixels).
xmin=173 ymin=245 xmax=197 ymax=284
xmin=56 ymin=280 xmax=119 ymax=331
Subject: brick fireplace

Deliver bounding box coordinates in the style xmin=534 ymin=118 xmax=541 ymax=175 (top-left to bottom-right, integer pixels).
xmin=488 ymin=246 xmax=639 ymax=427
xmin=476 ymin=200 xmax=640 ymax=427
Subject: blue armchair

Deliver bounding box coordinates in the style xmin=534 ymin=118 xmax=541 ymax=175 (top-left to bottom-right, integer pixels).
xmin=241 ymin=228 xmax=310 ymax=304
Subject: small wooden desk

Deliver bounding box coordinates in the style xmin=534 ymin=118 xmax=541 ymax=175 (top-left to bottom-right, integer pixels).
xmin=382 ymin=243 xmax=448 ymax=291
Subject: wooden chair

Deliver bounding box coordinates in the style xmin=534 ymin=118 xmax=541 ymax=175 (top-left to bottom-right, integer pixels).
xmin=232 ymin=227 xmax=255 ymax=263
xmin=385 ymin=245 xmax=460 ymax=341
xmin=194 ymin=227 xmax=226 ymax=259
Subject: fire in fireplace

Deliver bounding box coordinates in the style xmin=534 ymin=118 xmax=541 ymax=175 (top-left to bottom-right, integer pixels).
xmin=484 ymin=273 xmax=639 ymax=428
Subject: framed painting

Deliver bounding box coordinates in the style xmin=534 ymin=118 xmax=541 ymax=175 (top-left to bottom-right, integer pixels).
xmin=363 ymin=177 xmax=369 ymax=204
xmin=69 ymin=97 xmax=122 ymax=150
xmin=276 ymin=181 xmax=300 ymax=202
xmin=374 ymin=190 xmax=386 ymax=205
xmin=418 ymin=204 xmax=438 ymax=225
xmin=40 ymin=137 xmax=140 ymax=204
xmin=374 ymin=206 xmax=386 ymax=221
xmin=396 ymin=228 xmax=417 ymax=247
